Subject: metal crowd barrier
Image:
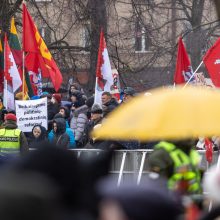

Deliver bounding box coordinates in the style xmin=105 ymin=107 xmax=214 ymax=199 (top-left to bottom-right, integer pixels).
xmin=69 ymin=149 xmax=219 ymax=186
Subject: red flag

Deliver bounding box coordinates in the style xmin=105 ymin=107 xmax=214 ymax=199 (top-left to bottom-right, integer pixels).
xmin=203 ymin=37 xmax=220 ymax=87
xmin=22 ymin=3 xmax=63 ymax=92
xmin=174 ymin=37 xmax=194 ymax=84
xmin=205 ymin=138 xmax=213 ymax=163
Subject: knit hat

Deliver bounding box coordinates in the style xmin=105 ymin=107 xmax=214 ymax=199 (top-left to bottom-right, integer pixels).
xmin=123 ymin=87 xmax=136 ymax=96
xmin=5 ymin=113 xmax=17 ymax=122
xmin=91 ymin=104 xmax=103 ymax=114
xmin=52 ymin=94 xmax=61 ymax=104
xmin=86 ymin=96 xmax=94 ymax=108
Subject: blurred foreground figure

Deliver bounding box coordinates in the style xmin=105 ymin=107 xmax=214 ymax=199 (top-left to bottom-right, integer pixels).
xmin=0 ymin=170 xmax=63 ymax=220
xmin=148 ymin=140 xmax=202 ymax=194
xmin=97 ymin=178 xmax=181 ymax=220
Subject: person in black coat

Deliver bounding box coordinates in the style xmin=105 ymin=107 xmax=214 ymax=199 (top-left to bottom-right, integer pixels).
xmin=28 ymin=125 xmax=48 ymax=149
xmin=51 ymin=118 xmax=70 ymax=149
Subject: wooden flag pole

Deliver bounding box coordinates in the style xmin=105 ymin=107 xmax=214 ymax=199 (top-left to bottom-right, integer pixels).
xmin=183 ymin=61 xmax=203 ymax=89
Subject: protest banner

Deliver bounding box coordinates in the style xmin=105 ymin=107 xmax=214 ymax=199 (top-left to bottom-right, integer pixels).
xmin=15 ymin=97 xmax=47 ymax=132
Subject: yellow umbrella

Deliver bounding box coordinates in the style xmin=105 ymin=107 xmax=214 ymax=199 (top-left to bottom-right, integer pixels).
xmin=93 ymin=86 xmax=220 ymax=141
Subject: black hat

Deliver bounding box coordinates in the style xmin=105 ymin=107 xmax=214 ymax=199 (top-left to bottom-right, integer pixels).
xmin=123 ymin=87 xmax=136 ymax=96
xmin=91 ymin=104 xmax=103 ymax=114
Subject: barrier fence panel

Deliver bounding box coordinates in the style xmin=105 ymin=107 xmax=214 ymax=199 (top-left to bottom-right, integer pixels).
xmin=69 ymin=149 xmax=220 ymax=185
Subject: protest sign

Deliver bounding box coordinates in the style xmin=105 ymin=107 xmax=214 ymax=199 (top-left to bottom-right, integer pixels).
xmin=15 ymin=97 xmax=47 ymax=132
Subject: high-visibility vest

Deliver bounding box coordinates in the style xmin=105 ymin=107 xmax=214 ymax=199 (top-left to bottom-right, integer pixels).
xmin=155 ymin=141 xmax=201 ymax=194
xmin=0 ymin=128 xmax=21 ymax=155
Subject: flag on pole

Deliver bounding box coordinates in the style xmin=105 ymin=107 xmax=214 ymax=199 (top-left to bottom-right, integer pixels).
xmin=22 ymin=3 xmax=63 ymax=92
xmin=9 ymin=17 xmax=33 ymax=98
xmin=94 ymin=29 xmax=114 ymax=104
xmin=203 ymin=37 xmax=220 ymax=87
xmin=204 ymin=138 xmax=213 ymax=164
xmin=0 ymin=38 xmax=4 ymax=93
xmin=4 ymin=34 xmax=22 ymax=92
xmin=174 ymin=37 xmax=195 ymax=84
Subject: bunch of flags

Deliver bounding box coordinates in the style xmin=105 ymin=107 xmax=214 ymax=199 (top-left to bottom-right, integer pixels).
xmin=174 ymin=35 xmax=220 ymax=88
xmin=1 ymin=3 xmax=63 ymax=109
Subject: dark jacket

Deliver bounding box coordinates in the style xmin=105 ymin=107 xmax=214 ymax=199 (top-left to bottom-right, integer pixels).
xmin=103 ymin=98 xmax=119 ymax=116
xmin=28 ymin=125 xmax=48 ymax=149
xmin=48 ymin=113 xmax=76 ymax=148
xmin=51 ymin=118 xmax=69 ymax=149
xmin=82 ymin=117 xmax=103 ymax=147
xmin=3 ymin=120 xmax=29 ymax=155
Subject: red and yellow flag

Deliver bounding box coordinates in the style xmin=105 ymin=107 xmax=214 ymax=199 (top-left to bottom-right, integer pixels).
xmin=22 ymin=3 xmax=63 ymax=92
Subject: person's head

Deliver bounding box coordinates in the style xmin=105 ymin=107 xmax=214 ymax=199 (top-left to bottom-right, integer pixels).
xmin=5 ymin=113 xmax=17 ymax=124
xmin=53 ymin=122 xmax=57 ymax=133
xmin=122 ymin=87 xmax=136 ymax=103
xmin=32 ymin=126 xmax=42 ymax=138
xmin=102 ymin=92 xmax=112 ymax=105
xmin=91 ymin=104 xmax=103 ymax=120
xmin=69 ymin=83 xmax=81 ymax=93
xmin=59 ymin=106 xmax=69 ymax=119
xmin=52 ymin=94 xmax=61 ymax=104
xmin=69 ymin=91 xmax=83 ymax=103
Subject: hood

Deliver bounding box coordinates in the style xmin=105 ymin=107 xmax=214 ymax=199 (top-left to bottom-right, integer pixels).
xmin=53 ymin=118 xmax=66 ymax=134
xmin=32 ymin=125 xmax=47 ymax=140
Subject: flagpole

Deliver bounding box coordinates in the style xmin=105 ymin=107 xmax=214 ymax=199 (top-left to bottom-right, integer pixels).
xmin=22 ymin=51 xmax=25 ymax=100
xmin=183 ymin=61 xmax=203 ymax=88
xmin=3 ymin=34 xmax=7 ymax=109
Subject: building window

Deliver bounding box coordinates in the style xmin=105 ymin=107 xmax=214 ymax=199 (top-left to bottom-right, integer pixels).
xmin=39 ymin=27 xmax=51 ymax=44
xmin=82 ymin=24 xmax=91 ymax=50
xmin=135 ymin=20 xmax=151 ymax=52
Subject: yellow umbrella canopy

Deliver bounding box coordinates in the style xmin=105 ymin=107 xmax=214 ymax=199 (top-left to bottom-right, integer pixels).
xmin=93 ymin=86 xmax=220 ymax=141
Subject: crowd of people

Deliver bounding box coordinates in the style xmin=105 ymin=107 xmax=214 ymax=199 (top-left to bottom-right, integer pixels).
xmin=0 ymin=82 xmax=219 ymax=219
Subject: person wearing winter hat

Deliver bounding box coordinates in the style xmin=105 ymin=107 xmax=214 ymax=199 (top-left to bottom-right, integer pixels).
xmin=122 ymin=87 xmax=137 ymax=103
xmin=52 ymin=94 xmax=62 ymax=104
xmin=0 ymin=113 xmax=28 ymax=158
xmin=82 ymin=104 xmax=103 ymax=148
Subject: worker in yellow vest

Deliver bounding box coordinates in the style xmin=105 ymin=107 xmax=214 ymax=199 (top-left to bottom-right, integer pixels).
xmin=0 ymin=113 xmax=28 ymax=157
xmin=148 ymin=140 xmax=201 ymax=194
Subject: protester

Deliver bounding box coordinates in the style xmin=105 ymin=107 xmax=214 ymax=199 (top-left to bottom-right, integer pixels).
xmin=82 ymin=104 xmax=103 ymax=148
xmin=122 ymin=87 xmax=137 ymax=103
xmin=50 ymin=118 xmax=70 ymax=149
xmin=148 ymin=140 xmax=202 ymax=194
xmin=48 ymin=113 xmax=76 ymax=148
xmin=0 ymin=113 xmax=28 ymax=157
xmin=59 ymin=106 xmax=70 ymax=124
xmin=70 ymin=101 xmax=88 ymax=147
xmin=28 ymin=125 xmax=48 ymax=149
xmin=101 ymin=92 xmax=118 ymax=117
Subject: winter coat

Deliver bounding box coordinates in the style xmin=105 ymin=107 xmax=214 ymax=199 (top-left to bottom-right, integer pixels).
xmin=48 ymin=121 xmax=76 ymax=149
xmin=28 ymin=125 xmax=48 ymax=149
xmin=102 ymin=98 xmax=119 ymax=116
xmin=70 ymin=105 xmax=88 ymax=141
xmin=50 ymin=118 xmax=70 ymax=149
xmin=82 ymin=117 xmax=103 ymax=147
xmin=3 ymin=120 xmax=29 ymax=155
